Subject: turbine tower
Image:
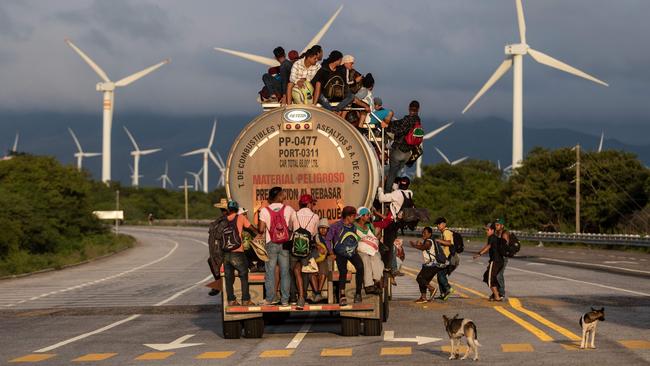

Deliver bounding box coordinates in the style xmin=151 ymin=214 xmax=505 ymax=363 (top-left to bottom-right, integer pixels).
xmin=123 ymin=126 xmax=161 ymax=187
xmin=214 ymin=5 xmax=343 ymax=67
xmin=157 ymin=161 xmax=174 ymax=189
xmin=2 ymin=132 xmax=20 ymax=160
xmin=416 ymin=121 xmax=454 ymax=178
xmin=187 ymin=167 xmax=203 ymax=192
xmin=434 ymin=147 xmax=468 ymax=166
xmin=598 ymin=130 xmax=605 ymax=153
xmin=65 ymin=39 xmax=169 ymax=183
xmin=181 ymin=120 xmax=221 ymax=193
xmin=461 ymin=0 xmax=608 ymax=169
xmin=68 ymin=128 xmax=101 ymax=171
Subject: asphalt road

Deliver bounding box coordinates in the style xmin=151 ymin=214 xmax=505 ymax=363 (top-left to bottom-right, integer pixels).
xmin=1 ymin=226 xmax=648 ymax=365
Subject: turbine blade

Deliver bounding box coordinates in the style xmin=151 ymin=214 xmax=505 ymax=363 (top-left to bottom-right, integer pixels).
xmin=515 ymin=0 xmax=527 ymax=44
xmin=434 ymin=147 xmax=451 ymax=164
xmin=213 ymin=48 xmax=279 ymax=67
xmin=209 ymin=151 xmax=222 ymax=169
xmin=598 ymin=130 xmax=604 ymax=153
xmin=82 ymin=152 xmax=101 ymax=157
xmin=65 ymin=39 xmax=111 ymax=82
xmin=68 ymin=128 xmax=83 ymax=152
xmin=181 ymin=148 xmax=206 ymax=156
xmin=128 ymin=164 xmax=134 ymax=174
xmin=166 ymin=176 xmax=174 ymax=186
xmin=452 ymin=156 xmax=468 ymax=165
xmin=462 ymin=58 xmax=513 ymax=114
xmin=123 ymin=126 xmax=139 ymax=150
xmin=528 ymin=48 xmax=609 ymax=87
xmin=140 ymin=148 xmax=161 ymax=155
xmin=114 ymin=59 xmax=170 ymax=87
xmin=302 ymin=5 xmax=344 ymax=54
xmin=424 ymin=121 xmax=454 ymax=140
xmin=208 ymin=120 xmax=217 ymax=148
xmin=12 ymin=132 xmax=19 ymax=151
xmin=217 ymin=151 xmax=226 ymax=167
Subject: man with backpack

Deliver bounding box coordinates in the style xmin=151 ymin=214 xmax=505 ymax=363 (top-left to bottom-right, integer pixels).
xmin=377 ymin=176 xmax=414 ymax=277
xmin=325 ymin=206 xmax=365 ymax=306
xmin=433 ymin=217 xmax=457 ymax=300
xmin=474 ymin=223 xmax=506 ymax=302
xmin=410 ymin=227 xmax=450 ymax=303
xmin=218 ymin=201 xmax=261 ymax=306
xmin=258 ymin=187 xmax=298 ymax=306
xmin=385 ymin=100 xmax=422 ymax=192
xmin=291 ymin=194 xmax=320 ymax=309
xmin=495 ymin=218 xmax=520 ymax=299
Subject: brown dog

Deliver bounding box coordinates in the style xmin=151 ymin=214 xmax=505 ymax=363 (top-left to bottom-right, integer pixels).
xmin=580 ymin=307 xmax=605 ymax=349
xmin=443 ymin=314 xmax=481 ymax=361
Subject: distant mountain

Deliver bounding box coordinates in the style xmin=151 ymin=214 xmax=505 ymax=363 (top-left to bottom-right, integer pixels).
xmin=1 ymin=111 xmax=648 ymax=187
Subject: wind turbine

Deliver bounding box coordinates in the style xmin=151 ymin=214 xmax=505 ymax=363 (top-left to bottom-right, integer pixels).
xmin=65 ymin=39 xmax=169 ymax=183
xmin=416 ymin=121 xmax=454 ymax=178
xmin=597 ymin=130 xmax=605 ymax=153
xmin=2 ymin=132 xmax=19 ymax=160
xmin=461 ymin=0 xmax=608 ymax=170
xmin=186 ymin=166 xmax=203 ymax=192
xmin=123 ymin=126 xmax=161 ymax=187
xmin=216 ymin=152 xmax=226 ymax=187
xmin=157 ymin=161 xmax=174 ymax=189
xmin=434 ymin=147 xmax=468 ymax=166
xmin=129 ymin=164 xmax=143 ymax=183
xmin=68 ymin=128 xmax=101 ymax=171
xmin=214 ymin=5 xmax=343 ymax=67
xmin=181 ymin=120 xmax=221 ymax=193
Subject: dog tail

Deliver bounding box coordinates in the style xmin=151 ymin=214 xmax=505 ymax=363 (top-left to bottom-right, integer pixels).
xmin=469 ymin=322 xmax=481 ymax=347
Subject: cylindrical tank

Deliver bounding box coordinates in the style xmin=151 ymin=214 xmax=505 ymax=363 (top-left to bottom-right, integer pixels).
xmin=226 ymin=105 xmax=381 ymax=220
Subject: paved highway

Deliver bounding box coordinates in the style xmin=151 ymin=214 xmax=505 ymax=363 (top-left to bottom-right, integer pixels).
xmin=1 ymin=226 xmax=648 ymax=365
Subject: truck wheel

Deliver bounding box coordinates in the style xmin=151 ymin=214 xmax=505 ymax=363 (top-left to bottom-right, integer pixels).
xmin=364 ymin=319 xmax=382 ymax=336
xmin=341 ymin=317 xmax=361 ymax=336
xmin=243 ymin=318 xmax=265 ymax=338
xmin=222 ymin=320 xmax=242 ymax=339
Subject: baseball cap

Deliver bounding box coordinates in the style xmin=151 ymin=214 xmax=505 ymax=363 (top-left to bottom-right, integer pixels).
xmin=434 ymin=217 xmax=447 ymax=225
xmin=318 ymin=218 xmax=330 ymax=228
xmin=486 ymin=222 xmax=497 ymax=230
xmin=342 ymin=54 xmax=355 ymax=64
xmin=288 ymin=50 xmax=299 ymax=61
xmin=373 ymin=97 xmax=383 ymax=106
xmin=495 ymin=218 xmax=506 ymax=225
xmin=227 ymin=200 xmax=239 ymax=211
xmin=357 ymin=206 xmax=370 ymax=218
xmin=299 ymin=194 xmax=315 ymax=205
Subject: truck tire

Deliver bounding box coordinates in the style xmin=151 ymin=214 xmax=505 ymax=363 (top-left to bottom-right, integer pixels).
xmin=223 ymin=320 xmax=242 ymax=339
xmin=243 ymin=318 xmax=265 ymax=338
xmin=364 ymin=319 xmax=382 ymax=336
xmin=341 ymin=317 xmax=361 ymax=336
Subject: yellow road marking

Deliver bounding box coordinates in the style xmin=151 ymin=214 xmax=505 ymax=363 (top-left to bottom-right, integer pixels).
xmin=320 ymin=348 xmax=353 ymax=356
xmin=401 ymin=266 xmax=470 ymax=298
xmin=619 ymin=340 xmax=650 ymax=349
xmin=380 ymin=347 xmax=412 ymax=356
xmin=441 ymin=345 xmax=468 ymax=353
xmin=195 ymin=351 xmax=235 ymax=359
xmin=508 ymin=297 xmax=581 ymax=341
xmin=73 ymin=353 xmax=117 ymax=362
xmin=501 ymin=343 xmax=535 ymax=352
xmin=259 ymin=349 xmax=294 ymax=358
xmin=450 ymin=281 xmax=488 ymax=298
xmin=9 ymin=354 xmax=56 ymax=363
xmin=135 ymin=352 xmax=174 ymax=360
xmin=560 ymin=341 xmax=589 ymax=351
xmin=493 ymin=306 xmax=554 ymax=342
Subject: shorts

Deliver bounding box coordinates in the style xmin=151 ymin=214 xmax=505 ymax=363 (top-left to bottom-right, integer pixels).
xmin=483 ymin=261 xmax=504 ymax=288
xmin=290 ymin=254 xmax=310 ymax=267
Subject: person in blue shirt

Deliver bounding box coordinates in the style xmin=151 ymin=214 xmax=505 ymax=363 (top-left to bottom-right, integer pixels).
xmin=369 ymin=97 xmax=394 ymax=128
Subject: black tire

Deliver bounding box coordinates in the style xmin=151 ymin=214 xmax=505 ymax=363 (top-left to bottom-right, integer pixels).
xmin=222 ymin=320 xmax=242 ymax=339
xmin=243 ymin=318 xmax=265 ymax=338
xmin=340 ymin=317 xmax=361 ymax=336
xmin=364 ymin=319 xmax=382 ymax=336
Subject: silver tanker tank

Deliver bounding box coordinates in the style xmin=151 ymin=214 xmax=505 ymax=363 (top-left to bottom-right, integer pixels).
xmin=225 ymin=105 xmax=381 ymax=219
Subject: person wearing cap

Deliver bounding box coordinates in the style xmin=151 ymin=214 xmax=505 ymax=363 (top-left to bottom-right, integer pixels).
xmin=222 ymin=200 xmax=260 ymax=306
xmin=384 ymin=100 xmax=422 ymax=192
xmin=411 ymin=226 xmax=449 ymax=303
xmin=433 ymin=216 xmax=456 ymax=301
xmin=377 ymin=176 xmax=415 ymax=276
xmin=311 ymin=51 xmax=347 ymax=111
xmin=369 ymin=97 xmax=394 ymax=128
xmin=325 ymin=206 xmax=365 ymax=305
xmin=288 ymin=50 xmax=300 ymax=62
xmin=473 ymin=223 xmax=506 ymax=301
xmin=355 ymin=207 xmax=383 ymax=295
xmin=494 ymin=218 xmax=510 ymax=299
xmin=207 ymin=198 xmax=230 ymax=296
xmin=290 ymin=194 xmax=320 ymax=308
xmin=309 ymin=218 xmax=330 ymax=303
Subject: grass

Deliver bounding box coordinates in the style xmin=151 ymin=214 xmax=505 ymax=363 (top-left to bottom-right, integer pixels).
xmin=0 ymin=233 xmax=135 ymax=277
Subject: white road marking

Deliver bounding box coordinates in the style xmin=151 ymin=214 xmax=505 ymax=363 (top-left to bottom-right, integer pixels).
xmin=286 ymin=318 xmax=313 ymax=349
xmin=538 ymin=257 xmax=650 ymax=275
xmin=384 ymin=330 xmax=441 ymax=345
xmin=144 ymin=334 xmax=204 ymax=351
xmin=4 ymin=239 xmax=180 ymax=307
xmin=508 ymin=266 xmax=650 ymax=297
xmin=603 ymin=261 xmax=636 ymax=265
xmin=526 ymin=263 xmax=546 ymax=266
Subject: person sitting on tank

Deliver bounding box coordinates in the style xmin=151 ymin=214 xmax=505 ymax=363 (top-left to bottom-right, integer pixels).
xmin=352 ymin=73 xmax=376 ymax=129
xmin=260 ymin=46 xmax=295 ymax=103
xmin=368 ymin=97 xmax=393 ymax=129
xmin=335 ymin=55 xmax=370 ymax=120
xmin=311 ymin=50 xmax=354 ymax=112
xmin=287 ymin=47 xmax=321 ymax=105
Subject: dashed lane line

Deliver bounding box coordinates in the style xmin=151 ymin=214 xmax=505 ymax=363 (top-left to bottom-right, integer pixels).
xmin=260 ymin=350 xmax=294 ymax=358
xmin=501 ymin=343 xmax=535 ymax=352
xmin=321 ymin=348 xmax=353 ymax=356
xmin=195 ymin=351 xmax=235 ymax=359
xmin=135 ymin=352 xmax=174 ymax=360
xmin=380 ymin=347 xmax=412 ymax=356
xmin=9 ymin=354 xmax=56 ymax=363
xmin=72 ymin=353 xmax=117 ymax=362
xmin=618 ymin=340 xmax=650 ymax=349
xmin=508 ymin=298 xmax=581 ymax=341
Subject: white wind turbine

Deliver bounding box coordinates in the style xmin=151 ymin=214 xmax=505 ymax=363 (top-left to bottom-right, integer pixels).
xmin=2 ymin=132 xmax=19 ymax=160
xmin=216 ymin=152 xmax=226 ymax=187
xmin=214 ymin=5 xmax=343 ymax=67
xmin=157 ymin=161 xmax=174 ymax=189
xmin=123 ymin=126 xmax=161 ymax=187
xmin=129 ymin=164 xmax=143 ymax=183
xmin=68 ymin=128 xmax=101 ymax=171
xmin=434 ymin=147 xmax=468 ymax=166
xmin=65 ymin=39 xmax=169 ymax=183
xmin=597 ymin=130 xmax=605 ymax=153
xmin=416 ymin=121 xmax=454 ymax=178
xmin=461 ymin=0 xmax=608 ymax=170
xmin=181 ymin=120 xmax=221 ymax=193
xmin=186 ymin=166 xmax=203 ymax=192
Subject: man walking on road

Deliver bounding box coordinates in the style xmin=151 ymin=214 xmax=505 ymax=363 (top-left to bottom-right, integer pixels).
xmin=433 ymin=217 xmax=456 ymax=300
xmin=495 ymin=218 xmax=510 ymax=299
xmin=474 ymin=223 xmax=506 ymax=302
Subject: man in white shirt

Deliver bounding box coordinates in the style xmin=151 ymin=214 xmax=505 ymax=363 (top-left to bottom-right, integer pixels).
xmin=377 ymin=176 xmax=414 ymax=276
xmin=258 ymin=187 xmax=298 ymax=306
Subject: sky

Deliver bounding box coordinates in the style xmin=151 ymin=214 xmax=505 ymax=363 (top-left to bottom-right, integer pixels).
xmin=0 ymin=0 xmax=649 ymax=143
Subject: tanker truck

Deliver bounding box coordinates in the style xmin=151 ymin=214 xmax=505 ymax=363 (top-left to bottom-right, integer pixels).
xmin=219 ymin=105 xmax=390 ymax=339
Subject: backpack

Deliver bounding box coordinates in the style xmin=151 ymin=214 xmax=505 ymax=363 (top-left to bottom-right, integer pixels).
xmin=215 ymin=215 xmax=242 ymax=252
xmin=292 ymin=214 xmax=315 ymax=257
xmin=504 ymin=232 xmax=521 ymax=258
xmin=404 ymin=118 xmax=424 ymax=146
xmin=334 ymin=225 xmax=359 ymax=259
xmin=423 ymin=238 xmax=447 ymax=267
xmin=266 ymin=206 xmax=291 ymax=244
xmin=323 ymin=74 xmax=345 ymax=100
xmin=397 ymin=191 xmax=430 ymax=228
xmin=450 ymin=230 xmax=464 ymax=254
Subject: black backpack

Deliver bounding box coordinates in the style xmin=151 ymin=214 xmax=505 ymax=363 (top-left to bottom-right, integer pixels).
xmin=291 ymin=215 xmax=315 ymax=257
xmin=504 ymin=232 xmax=521 ymax=258
xmin=450 ymin=230 xmax=464 ymax=254
xmin=214 ymin=215 xmax=242 ymax=252
xmin=323 ymin=74 xmax=345 ymax=100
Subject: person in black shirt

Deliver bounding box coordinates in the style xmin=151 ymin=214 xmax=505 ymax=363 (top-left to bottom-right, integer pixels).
xmin=312 ymin=51 xmax=344 ymax=111
xmin=473 ymin=223 xmax=505 ymax=301
xmin=261 ymin=47 xmax=294 ymax=103
xmin=384 ymin=100 xmax=420 ymax=191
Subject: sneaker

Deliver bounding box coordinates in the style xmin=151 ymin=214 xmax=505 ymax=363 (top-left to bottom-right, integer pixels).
xmin=228 ymin=300 xmax=240 ymax=306
xmin=208 ymin=289 xmax=220 ymax=296
xmin=272 ymin=294 xmax=281 ymax=305
xmin=415 ymin=297 xmax=428 ymax=304
xmin=365 ymin=285 xmax=378 ymax=295
xmin=241 ymin=300 xmax=255 ymax=306
xmin=280 ymin=301 xmax=290 ymax=307
xmin=289 ymin=296 xmax=298 ymax=305
xmin=354 ymin=294 xmax=363 ymax=303
xmin=296 ymin=298 xmax=305 ymax=309
xmin=259 ymin=299 xmax=273 ymax=306
xmin=339 ymin=297 xmax=348 ymax=306
xmin=441 ymin=287 xmax=455 ymax=301
xmin=312 ymin=293 xmax=323 ymax=303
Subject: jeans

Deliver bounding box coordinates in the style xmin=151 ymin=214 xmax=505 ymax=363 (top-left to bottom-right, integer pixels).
xmin=318 ymin=93 xmax=355 ymax=112
xmin=336 ymin=253 xmax=364 ymax=295
xmin=265 ymin=243 xmax=291 ymax=303
xmin=223 ymin=252 xmax=250 ymax=302
xmin=497 ymin=257 xmax=507 ymax=297
xmin=385 ymin=148 xmax=412 ymax=191
xmin=436 ymin=266 xmax=451 ymax=294
xmin=262 ymin=74 xmax=282 ymax=97
xmin=416 ymin=265 xmax=448 ymax=294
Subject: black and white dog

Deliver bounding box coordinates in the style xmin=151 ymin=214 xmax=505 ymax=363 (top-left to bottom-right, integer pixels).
xmin=443 ymin=314 xmax=481 ymax=361
xmin=580 ymin=307 xmax=605 ymax=349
